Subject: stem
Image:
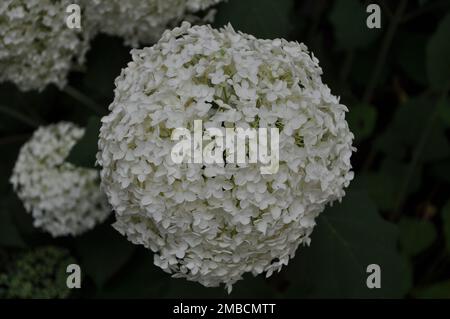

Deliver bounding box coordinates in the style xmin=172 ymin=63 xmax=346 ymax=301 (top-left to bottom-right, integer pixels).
xmin=362 ymin=0 xmax=407 ymax=105
xmin=63 ymin=85 xmax=106 ymax=115
xmin=0 ymin=105 xmax=40 ymax=128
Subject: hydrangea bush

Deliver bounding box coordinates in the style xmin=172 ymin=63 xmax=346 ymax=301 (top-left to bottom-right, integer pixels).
xmin=0 ymin=0 xmax=91 ymax=91
xmin=97 ymin=22 xmax=355 ymax=291
xmin=10 ymin=122 xmax=110 ymax=237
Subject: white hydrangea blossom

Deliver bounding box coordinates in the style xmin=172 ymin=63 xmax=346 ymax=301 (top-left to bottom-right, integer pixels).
xmin=97 ymin=22 xmax=354 ymax=291
xmin=10 ymin=123 xmax=110 ymax=237
xmin=82 ymin=0 xmax=224 ymax=46
xmin=0 ymin=0 xmax=92 ymax=91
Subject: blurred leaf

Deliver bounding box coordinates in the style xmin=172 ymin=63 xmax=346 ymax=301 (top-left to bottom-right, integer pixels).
xmin=0 ymin=205 xmax=26 ymax=248
xmin=213 ymin=0 xmax=294 ymax=39
xmin=75 ymin=223 xmax=135 ymax=288
xmin=66 ymin=116 xmax=101 ymax=169
xmin=442 ymin=201 xmax=450 ymax=252
xmin=349 ymin=48 xmax=389 ymax=89
xmin=427 ymin=13 xmax=450 ymax=89
xmin=395 ymin=33 xmax=427 ymax=85
xmin=81 ymin=35 xmax=131 ymax=102
xmin=285 ymin=187 xmax=411 ymax=298
xmin=415 ymin=280 xmax=450 ymax=298
xmin=329 ymin=0 xmax=381 ymax=50
xmin=361 ymin=158 xmax=422 ymax=212
xmin=430 ymin=160 xmax=450 ymax=184
xmin=163 ymin=278 xmax=226 ymax=298
xmin=438 ymin=98 xmax=450 ymax=127
xmin=375 ymin=97 xmax=450 ymax=163
xmin=96 ymin=249 xmax=169 ymax=298
xmin=399 ymin=218 xmax=436 ymax=257
xmin=347 ymin=104 xmax=377 ymax=142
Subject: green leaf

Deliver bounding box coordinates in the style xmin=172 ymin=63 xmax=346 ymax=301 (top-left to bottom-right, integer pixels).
xmin=213 ymin=0 xmax=294 ymax=39
xmin=442 ymin=201 xmax=450 ymax=252
xmin=395 ymin=32 xmax=427 ymax=85
xmin=96 ymin=249 xmax=169 ymax=298
xmin=360 ymin=158 xmax=422 ymax=212
xmin=347 ymin=104 xmax=377 ymax=142
xmin=66 ymin=116 xmax=101 ymax=169
xmin=399 ymin=218 xmax=436 ymax=257
xmin=430 ymin=160 xmax=450 ymax=184
xmin=427 ymin=13 xmax=450 ymax=89
xmin=415 ymin=280 xmax=450 ymax=299
xmin=81 ymin=35 xmax=131 ymax=102
xmin=375 ymin=97 xmax=450 ymax=163
xmin=75 ymin=223 xmax=135 ymax=288
xmin=329 ymin=0 xmax=381 ymax=50
xmin=285 ymin=187 xmax=411 ymax=298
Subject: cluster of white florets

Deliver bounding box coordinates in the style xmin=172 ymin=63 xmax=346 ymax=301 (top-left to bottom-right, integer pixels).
xmin=0 ymin=0 xmax=223 ymax=91
xmin=82 ymin=0 xmax=224 ymax=46
xmin=10 ymin=123 xmax=110 ymax=237
xmin=0 ymin=0 xmax=91 ymax=91
xmin=97 ymin=22 xmax=354 ymax=291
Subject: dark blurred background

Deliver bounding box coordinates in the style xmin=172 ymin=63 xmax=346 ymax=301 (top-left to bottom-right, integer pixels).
xmin=1 ymin=0 xmax=450 ymax=298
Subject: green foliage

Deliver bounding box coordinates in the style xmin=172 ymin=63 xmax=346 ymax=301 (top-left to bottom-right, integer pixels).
xmin=0 ymin=247 xmax=75 ymax=299
xmin=285 ymin=188 xmax=411 ymax=298
xmin=442 ymin=201 xmax=450 ymax=252
xmin=75 ymin=223 xmax=136 ymax=288
xmin=0 ymin=202 xmax=26 ymax=249
xmin=66 ymin=116 xmax=101 ymax=169
xmin=347 ymin=104 xmax=377 ymax=142
xmin=213 ymin=0 xmax=294 ymax=39
xmin=427 ymin=13 xmax=450 ymax=89
xmin=415 ymin=280 xmax=450 ymax=298
xmin=329 ymin=0 xmax=380 ymax=50
xmin=399 ymin=218 xmax=437 ymax=257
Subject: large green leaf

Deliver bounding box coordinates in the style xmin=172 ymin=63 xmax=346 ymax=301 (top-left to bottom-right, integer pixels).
xmin=360 ymin=158 xmax=422 ymax=212
xmin=75 ymin=223 xmax=136 ymax=288
xmin=96 ymin=249 xmax=169 ymax=298
xmin=329 ymin=0 xmax=381 ymax=50
xmin=375 ymin=97 xmax=450 ymax=164
xmin=66 ymin=116 xmax=101 ymax=169
xmin=427 ymin=13 xmax=450 ymax=89
xmin=284 ymin=188 xmax=411 ymax=298
xmin=395 ymin=32 xmax=427 ymax=85
xmin=213 ymin=0 xmax=294 ymax=39
xmin=399 ymin=218 xmax=436 ymax=257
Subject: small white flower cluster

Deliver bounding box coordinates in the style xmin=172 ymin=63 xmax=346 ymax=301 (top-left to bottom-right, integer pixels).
xmin=10 ymin=122 xmax=110 ymax=237
xmin=0 ymin=0 xmax=92 ymax=91
xmin=97 ymin=22 xmax=354 ymax=291
xmin=82 ymin=0 xmax=224 ymax=46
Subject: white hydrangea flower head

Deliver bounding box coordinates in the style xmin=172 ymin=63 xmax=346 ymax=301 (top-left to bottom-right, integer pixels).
xmin=10 ymin=122 xmax=110 ymax=237
xmin=82 ymin=0 xmax=224 ymax=46
xmin=0 ymin=0 xmax=92 ymax=91
xmin=97 ymin=22 xmax=355 ymax=292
